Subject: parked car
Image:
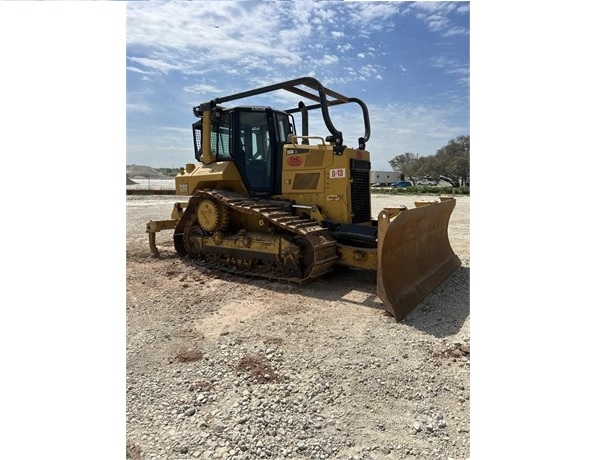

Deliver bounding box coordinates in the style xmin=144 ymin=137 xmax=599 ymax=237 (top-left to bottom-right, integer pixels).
xmin=416 ymin=178 xmax=439 ymax=186
xmin=390 ymin=181 xmax=412 ymax=187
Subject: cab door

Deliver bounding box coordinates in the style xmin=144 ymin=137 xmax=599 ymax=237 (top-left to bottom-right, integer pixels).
xmin=235 ymin=108 xmax=273 ymax=196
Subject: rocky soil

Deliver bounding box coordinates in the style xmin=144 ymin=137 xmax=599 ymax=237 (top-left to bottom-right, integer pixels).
xmin=126 ymin=194 xmax=470 ymax=460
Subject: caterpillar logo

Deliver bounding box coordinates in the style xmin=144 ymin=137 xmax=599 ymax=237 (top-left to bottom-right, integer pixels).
xmin=287 ymin=156 xmax=303 ymax=167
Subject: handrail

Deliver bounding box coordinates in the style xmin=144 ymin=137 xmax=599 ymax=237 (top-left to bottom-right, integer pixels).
xmin=289 ymin=135 xmax=326 ymax=146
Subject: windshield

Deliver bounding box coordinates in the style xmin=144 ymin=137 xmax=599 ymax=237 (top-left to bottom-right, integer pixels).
xmin=194 ymin=112 xmax=234 ymax=162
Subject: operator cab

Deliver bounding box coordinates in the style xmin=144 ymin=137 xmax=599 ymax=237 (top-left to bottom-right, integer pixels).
xmin=192 ymin=106 xmax=294 ymax=197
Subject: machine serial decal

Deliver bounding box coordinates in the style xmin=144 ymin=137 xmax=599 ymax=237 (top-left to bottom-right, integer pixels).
xmin=329 ymin=168 xmax=346 ymax=179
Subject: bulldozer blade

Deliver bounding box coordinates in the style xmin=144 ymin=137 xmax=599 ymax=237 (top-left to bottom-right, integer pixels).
xmin=376 ymin=198 xmax=461 ymax=322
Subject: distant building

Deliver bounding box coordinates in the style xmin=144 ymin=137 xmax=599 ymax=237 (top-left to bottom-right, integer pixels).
xmin=370 ymin=170 xmax=404 ymax=186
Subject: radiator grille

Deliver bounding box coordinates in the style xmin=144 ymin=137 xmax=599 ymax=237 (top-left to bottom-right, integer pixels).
xmin=350 ymin=159 xmax=371 ymax=223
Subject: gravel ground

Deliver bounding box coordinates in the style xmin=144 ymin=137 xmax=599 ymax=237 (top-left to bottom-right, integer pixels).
xmin=126 ymin=193 xmax=470 ymax=460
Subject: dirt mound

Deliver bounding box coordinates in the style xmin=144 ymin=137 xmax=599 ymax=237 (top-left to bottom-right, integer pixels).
xmin=126 ymin=164 xmax=170 ymax=179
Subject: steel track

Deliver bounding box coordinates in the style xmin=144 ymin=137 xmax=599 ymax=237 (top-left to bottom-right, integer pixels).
xmin=174 ymin=190 xmax=338 ymax=282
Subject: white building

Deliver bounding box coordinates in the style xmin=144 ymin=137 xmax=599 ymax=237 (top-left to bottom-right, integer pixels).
xmin=370 ymin=170 xmax=403 ymax=186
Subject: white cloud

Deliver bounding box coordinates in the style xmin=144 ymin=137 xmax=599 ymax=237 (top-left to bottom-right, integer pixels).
xmin=182 ymin=83 xmax=220 ymax=94
xmin=410 ymin=2 xmax=451 ymax=14
xmin=456 ymin=4 xmax=470 ymax=14
xmin=128 ymin=57 xmax=181 ymax=74
xmin=423 ymin=14 xmax=450 ymax=32
xmin=343 ymin=67 xmax=357 ymax=77
xmin=273 ymin=54 xmax=304 ymax=66
xmin=313 ymin=4 xmax=336 ymax=24
xmin=359 ymin=64 xmax=383 ymax=79
xmin=430 ymin=55 xmax=470 ymax=85
xmin=279 ymin=23 xmax=313 ymax=44
xmin=319 ymin=54 xmax=339 ymax=65
xmin=444 ymin=26 xmax=469 ymax=37
xmin=347 ymin=2 xmax=401 ymax=23
xmin=409 ymin=1 xmax=469 ymax=37
xmin=126 ymin=66 xmax=153 ymax=75
xmin=126 ymin=102 xmax=152 ymax=113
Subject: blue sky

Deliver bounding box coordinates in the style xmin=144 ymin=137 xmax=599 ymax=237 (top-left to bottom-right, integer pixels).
xmin=126 ymin=1 xmax=470 ymax=171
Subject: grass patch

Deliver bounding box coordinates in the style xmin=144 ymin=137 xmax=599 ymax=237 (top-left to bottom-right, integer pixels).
xmin=372 ymin=186 xmax=469 ymax=196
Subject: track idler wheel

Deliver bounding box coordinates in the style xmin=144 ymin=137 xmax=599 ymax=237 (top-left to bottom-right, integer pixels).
xmin=197 ymin=198 xmax=229 ymax=233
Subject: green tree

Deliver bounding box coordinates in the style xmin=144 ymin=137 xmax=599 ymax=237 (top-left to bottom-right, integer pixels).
xmin=388 ymin=153 xmax=420 ymax=182
xmin=388 ymin=135 xmax=469 ymax=186
xmin=436 ymin=135 xmax=470 ymax=186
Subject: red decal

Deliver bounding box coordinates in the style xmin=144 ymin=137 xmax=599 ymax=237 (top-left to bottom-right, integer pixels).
xmin=356 ymin=150 xmax=363 ymax=159
xmin=287 ymin=156 xmax=303 ymax=167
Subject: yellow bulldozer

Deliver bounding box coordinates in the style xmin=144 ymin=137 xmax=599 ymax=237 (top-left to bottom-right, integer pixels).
xmin=146 ymin=77 xmax=460 ymax=321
